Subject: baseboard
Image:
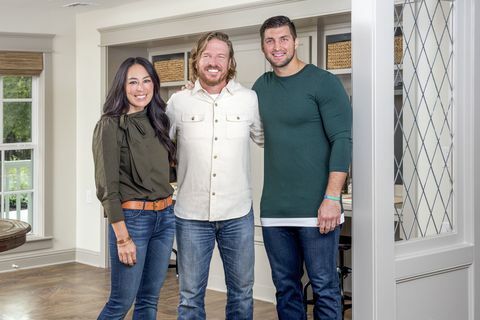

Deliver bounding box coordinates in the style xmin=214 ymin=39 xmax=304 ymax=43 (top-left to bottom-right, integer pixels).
xmin=207 ymin=273 xmax=275 ymax=304
xmin=251 ymin=283 xmax=276 ymax=303
xmin=206 ymin=273 xmax=228 ymax=293
xmin=76 ymin=248 xmax=104 ymax=267
xmin=0 ymin=248 xmax=76 ymax=273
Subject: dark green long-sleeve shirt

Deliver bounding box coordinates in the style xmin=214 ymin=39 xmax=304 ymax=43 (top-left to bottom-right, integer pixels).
xmin=92 ymin=107 xmax=173 ymax=223
xmin=253 ymin=64 xmax=352 ymax=223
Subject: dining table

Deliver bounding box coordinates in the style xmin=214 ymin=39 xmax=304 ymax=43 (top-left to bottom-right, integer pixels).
xmin=0 ymin=219 xmax=31 ymax=252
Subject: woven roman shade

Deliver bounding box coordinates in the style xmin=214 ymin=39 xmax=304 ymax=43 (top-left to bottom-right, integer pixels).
xmin=0 ymin=51 xmax=43 ymax=76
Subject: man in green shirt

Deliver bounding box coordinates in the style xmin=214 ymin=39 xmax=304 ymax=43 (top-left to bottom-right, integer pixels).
xmin=252 ymin=16 xmax=352 ymax=320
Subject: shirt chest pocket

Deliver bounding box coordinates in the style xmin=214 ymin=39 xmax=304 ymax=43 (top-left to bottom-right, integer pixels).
xmin=226 ymin=113 xmax=250 ymax=139
xmin=180 ymin=113 xmax=208 ymax=139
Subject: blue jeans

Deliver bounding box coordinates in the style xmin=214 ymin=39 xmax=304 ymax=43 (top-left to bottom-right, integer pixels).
xmin=176 ymin=209 xmax=254 ymax=320
xmin=262 ymin=226 xmax=341 ymax=320
xmin=98 ymin=205 xmax=175 ymax=320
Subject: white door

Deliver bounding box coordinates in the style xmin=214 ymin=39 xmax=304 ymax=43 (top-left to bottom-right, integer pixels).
xmin=351 ymin=0 xmax=479 ymax=319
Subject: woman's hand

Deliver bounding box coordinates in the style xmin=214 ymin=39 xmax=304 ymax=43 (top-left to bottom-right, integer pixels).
xmin=117 ymin=238 xmax=137 ymax=266
xmin=111 ymin=220 xmax=137 ymax=266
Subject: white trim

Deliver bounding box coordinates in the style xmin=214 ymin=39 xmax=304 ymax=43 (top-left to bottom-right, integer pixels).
xmin=456 ymin=0 xmax=476 ymax=251
xmin=0 ymin=75 xmax=43 ymax=236
xmin=98 ymin=0 xmax=304 ymax=35
xmin=469 ymin=0 xmax=480 ymax=318
xmin=32 ymin=74 xmax=42 ymax=236
xmin=396 ymin=264 xmax=470 ymax=284
xmin=0 ymin=32 xmax=54 ymax=52
xmin=76 ymin=248 xmax=103 ymax=267
xmin=98 ymin=0 xmax=350 ymax=47
xmin=36 ymin=63 xmax=46 ymax=237
xmin=395 ymin=243 xmax=473 ymax=282
xmin=0 ymin=249 xmax=75 ymax=273
xmin=99 ymin=46 xmax=109 ymax=269
xmin=206 ymin=275 xmax=274 ymax=304
xmin=352 ymin=0 xmax=396 ymax=319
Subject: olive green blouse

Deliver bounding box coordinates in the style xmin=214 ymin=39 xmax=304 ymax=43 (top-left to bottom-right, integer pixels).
xmin=92 ymin=107 xmax=173 ymax=223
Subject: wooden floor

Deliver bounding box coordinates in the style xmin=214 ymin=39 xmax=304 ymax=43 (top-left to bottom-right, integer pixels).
xmin=0 ymin=263 xmax=352 ymax=319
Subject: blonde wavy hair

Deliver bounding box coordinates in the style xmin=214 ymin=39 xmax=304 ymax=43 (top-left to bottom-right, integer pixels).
xmin=190 ymin=31 xmax=237 ymax=82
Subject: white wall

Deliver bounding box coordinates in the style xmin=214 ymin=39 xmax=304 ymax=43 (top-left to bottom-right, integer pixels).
xmin=0 ymin=8 xmax=77 ymax=265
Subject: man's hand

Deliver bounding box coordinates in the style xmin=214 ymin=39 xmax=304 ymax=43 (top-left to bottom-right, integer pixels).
xmin=181 ymin=81 xmax=194 ymax=91
xmin=317 ymin=198 xmax=341 ymax=234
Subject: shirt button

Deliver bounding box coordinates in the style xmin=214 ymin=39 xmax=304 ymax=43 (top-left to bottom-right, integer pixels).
xmin=212 ymin=192 xmax=216 ymax=196
xmin=237 ymin=116 xmax=240 ymax=120
xmin=214 ymin=103 xmax=218 ymax=107
xmin=215 ymin=119 xmax=218 ymax=123
xmin=191 ymin=116 xmax=195 ymax=120
xmin=214 ymin=137 xmax=218 ymax=141
xmin=214 ymin=155 xmax=218 ymax=159
xmin=213 ymin=173 xmax=216 ymax=177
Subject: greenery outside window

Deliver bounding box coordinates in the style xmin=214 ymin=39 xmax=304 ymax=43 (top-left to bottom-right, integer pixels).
xmin=0 ymin=75 xmax=38 ymax=234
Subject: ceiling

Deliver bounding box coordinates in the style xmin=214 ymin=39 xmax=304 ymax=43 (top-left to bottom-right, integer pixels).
xmin=0 ymin=0 xmax=142 ymax=13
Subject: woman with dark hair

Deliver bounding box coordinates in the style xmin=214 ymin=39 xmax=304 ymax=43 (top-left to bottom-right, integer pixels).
xmin=93 ymin=57 xmax=176 ymax=319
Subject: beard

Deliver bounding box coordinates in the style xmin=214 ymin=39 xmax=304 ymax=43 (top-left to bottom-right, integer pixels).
xmin=198 ymin=65 xmax=228 ymax=87
xmin=266 ymin=52 xmax=295 ymax=68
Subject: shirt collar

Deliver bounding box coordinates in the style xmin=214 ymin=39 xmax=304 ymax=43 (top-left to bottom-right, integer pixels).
xmin=191 ymin=79 xmax=239 ymax=96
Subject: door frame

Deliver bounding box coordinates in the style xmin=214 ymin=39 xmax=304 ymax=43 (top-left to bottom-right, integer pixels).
xmin=351 ymin=0 xmax=396 ymax=318
xmin=351 ymin=0 xmax=480 ymax=319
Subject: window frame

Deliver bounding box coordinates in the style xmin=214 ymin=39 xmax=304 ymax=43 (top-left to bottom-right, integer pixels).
xmin=393 ymin=0 xmax=475 ymax=278
xmin=0 ymin=73 xmax=44 ymax=238
xmin=0 ymin=33 xmax=54 ymax=254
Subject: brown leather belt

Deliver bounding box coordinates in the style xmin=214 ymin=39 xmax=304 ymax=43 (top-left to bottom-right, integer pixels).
xmin=122 ymin=195 xmax=173 ymax=211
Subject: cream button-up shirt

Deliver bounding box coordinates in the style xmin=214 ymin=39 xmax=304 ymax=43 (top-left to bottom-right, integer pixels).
xmin=166 ymin=79 xmax=264 ymax=221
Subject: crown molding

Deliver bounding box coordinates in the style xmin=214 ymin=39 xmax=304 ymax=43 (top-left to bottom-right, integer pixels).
xmin=0 ymin=32 xmax=55 ymax=52
xmin=98 ymin=0 xmax=350 ymax=47
xmin=99 ymin=0 xmax=303 ymax=33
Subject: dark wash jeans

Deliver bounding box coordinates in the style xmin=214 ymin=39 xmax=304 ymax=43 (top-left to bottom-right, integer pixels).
xmin=262 ymin=226 xmax=341 ymax=320
xmin=176 ymin=209 xmax=255 ymax=320
xmin=98 ymin=205 xmax=175 ymax=320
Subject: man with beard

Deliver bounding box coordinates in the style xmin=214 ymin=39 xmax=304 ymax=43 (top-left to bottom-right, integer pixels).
xmin=252 ymin=16 xmax=352 ymax=320
xmin=166 ymin=31 xmax=263 ymax=320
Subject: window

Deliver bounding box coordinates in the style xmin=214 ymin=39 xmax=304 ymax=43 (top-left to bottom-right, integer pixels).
xmin=393 ymin=0 xmax=454 ymax=241
xmin=0 ymin=75 xmax=40 ymax=234
xmin=0 ymin=35 xmax=53 ymax=248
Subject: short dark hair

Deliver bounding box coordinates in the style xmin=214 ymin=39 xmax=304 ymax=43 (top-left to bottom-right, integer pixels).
xmin=260 ymin=15 xmax=297 ymax=42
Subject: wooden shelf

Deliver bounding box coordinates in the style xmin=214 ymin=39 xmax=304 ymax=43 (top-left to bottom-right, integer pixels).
xmin=159 ymin=81 xmax=185 ymax=87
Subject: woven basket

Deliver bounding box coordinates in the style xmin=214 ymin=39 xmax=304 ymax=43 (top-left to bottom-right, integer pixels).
xmin=394 ymin=35 xmax=403 ymax=65
xmin=327 ymin=40 xmax=351 ymax=70
xmin=326 ymin=35 xmax=403 ymax=69
xmin=187 ymin=57 xmax=193 ymax=81
xmin=154 ymin=58 xmax=184 ymax=83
